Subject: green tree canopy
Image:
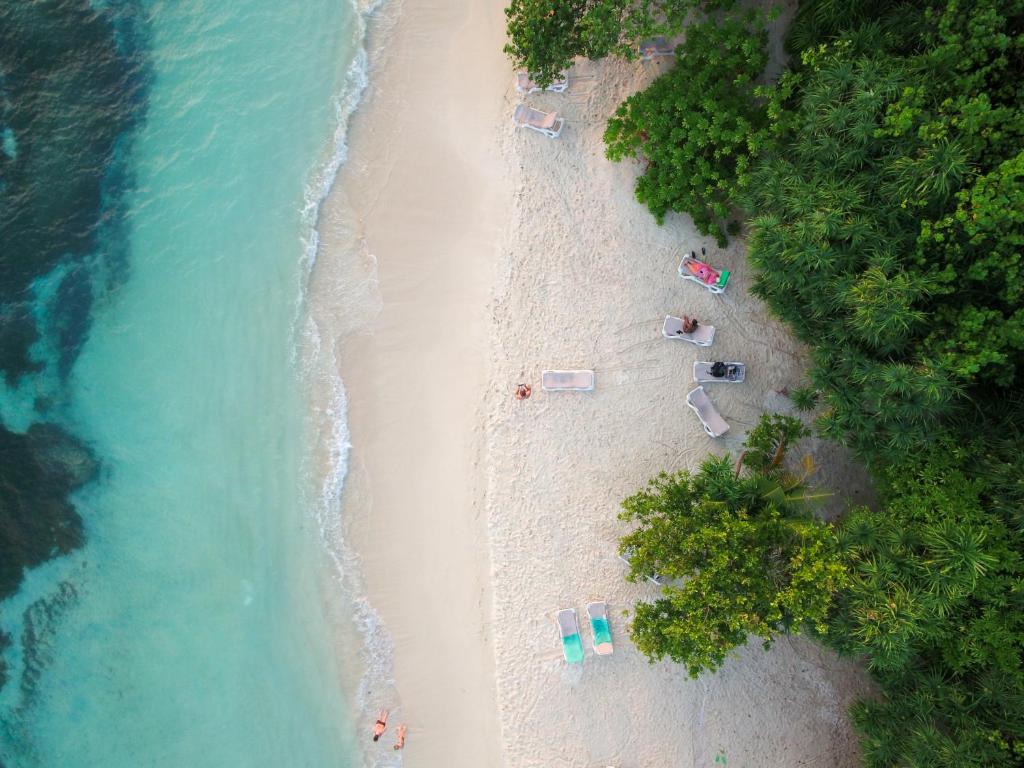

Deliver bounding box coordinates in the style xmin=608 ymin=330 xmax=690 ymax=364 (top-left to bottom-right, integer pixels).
xmin=604 ymin=12 xmax=772 ymax=243
xmin=619 ymin=415 xmax=846 ymax=676
xmin=503 ymin=0 xmax=731 ymax=85
xmin=746 ymin=0 xmax=1024 ymax=454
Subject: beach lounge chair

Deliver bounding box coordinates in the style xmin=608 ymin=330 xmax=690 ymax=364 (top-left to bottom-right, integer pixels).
xmin=556 ymin=608 xmax=585 ymax=664
xmin=516 ymin=72 xmax=569 ymax=94
xmin=587 ymin=601 xmax=614 ymax=655
xmin=512 ymin=105 xmax=564 ymax=139
xmin=662 ymin=315 xmax=715 ymax=346
xmin=639 ymin=36 xmax=676 ymax=60
xmin=693 ymin=361 xmax=745 ymax=383
xmin=686 ymin=385 xmax=729 ymax=438
xmin=541 ymin=370 xmax=594 ymax=391
xmin=618 ymin=546 xmax=667 ymax=586
xmin=679 ymin=252 xmax=730 ymax=294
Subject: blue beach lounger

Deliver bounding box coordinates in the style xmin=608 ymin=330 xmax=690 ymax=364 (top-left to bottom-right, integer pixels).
xmin=556 ymin=608 xmax=585 ymax=664
xmin=587 ymin=601 xmax=614 ymax=655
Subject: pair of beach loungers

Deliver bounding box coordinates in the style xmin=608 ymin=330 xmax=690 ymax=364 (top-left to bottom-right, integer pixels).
xmin=686 ymin=362 xmax=746 ymax=437
xmin=556 ymin=602 xmax=613 ymax=664
xmin=513 ymin=70 xmax=568 ymax=139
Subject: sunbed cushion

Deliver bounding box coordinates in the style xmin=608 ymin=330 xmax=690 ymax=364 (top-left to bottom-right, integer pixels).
xmin=542 ymin=370 xmax=595 ymax=390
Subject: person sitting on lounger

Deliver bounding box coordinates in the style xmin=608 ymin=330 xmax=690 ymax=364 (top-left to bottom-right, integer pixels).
xmin=681 ymin=315 xmax=699 ymax=334
xmin=372 ymin=710 xmax=388 ymax=742
xmin=514 ymin=383 xmax=532 ymax=400
xmin=393 ymin=724 xmax=407 ymax=751
xmin=709 ymin=362 xmax=741 ymax=380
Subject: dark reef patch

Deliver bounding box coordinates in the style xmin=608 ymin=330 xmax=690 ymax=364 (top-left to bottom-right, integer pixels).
xmin=0 ymin=1 xmax=148 ymax=605
xmin=0 ymin=629 xmax=9 ymax=691
xmin=0 ymin=305 xmax=42 ymax=387
xmin=0 ymin=0 xmax=147 ymax=382
xmin=18 ymin=580 xmax=79 ymax=703
xmin=0 ymin=0 xmax=149 ymax=704
xmin=0 ymin=1 xmax=149 ymax=706
xmin=0 ymin=424 xmax=97 ymax=601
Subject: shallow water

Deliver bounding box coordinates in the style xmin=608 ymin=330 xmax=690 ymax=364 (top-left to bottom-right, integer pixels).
xmin=0 ymin=1 xmax=370 ymax=765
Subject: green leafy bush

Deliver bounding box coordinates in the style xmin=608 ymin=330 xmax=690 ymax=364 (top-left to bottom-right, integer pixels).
xmin=503 ymin=0 xmax=734 ymax=85
xmin=605 ymin=13 xmax=772 ymax=243
xmin=619 ymin=414 xmax=844 ymax=676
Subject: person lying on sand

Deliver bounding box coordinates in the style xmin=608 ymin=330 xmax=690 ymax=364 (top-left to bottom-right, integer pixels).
xmin=514 ymin=383 xmax=532 ymax=400
xmin=393 ymin=724 xmax=407 ymax=751
xmin=372 ymin=710 xmax=388 ymax=742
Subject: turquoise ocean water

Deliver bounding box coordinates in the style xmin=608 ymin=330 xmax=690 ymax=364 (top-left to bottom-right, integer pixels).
xmin=0 ymin=1 xmax=375 ymax=765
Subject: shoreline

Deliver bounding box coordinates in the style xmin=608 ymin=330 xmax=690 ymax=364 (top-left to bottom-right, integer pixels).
xmin=308 ymin=0 xmax=510 ymax=765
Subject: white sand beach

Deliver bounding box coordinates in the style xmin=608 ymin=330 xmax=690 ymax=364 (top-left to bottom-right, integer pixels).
xmin=314 ymin=0 xmax=875 ymax=765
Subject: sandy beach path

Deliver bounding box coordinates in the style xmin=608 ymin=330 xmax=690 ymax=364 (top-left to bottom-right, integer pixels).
xmin=315 ymin=0 xmax=510 ymax=765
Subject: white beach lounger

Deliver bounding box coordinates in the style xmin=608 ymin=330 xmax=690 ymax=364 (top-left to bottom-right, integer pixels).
xmin=512 ymin=105 xmax=564 ymax=138
xmin=618 ymin=546 xmax=667 ymax=586
xmin=639 ymin=36 xmax=676 ymax=60
xmin=516 ymin=72 xmax=569 ymax=94
xmin=662 ymin=315 xmax=715 ymax=346
xmin=587 ymin=601 xmax=614 ymax=656
xmin=541 ymin=369 xmax=594 ymax=391
xmin=686 ymin=385 xmax=729 ymax=438
xmin=556 ymin=608 xmax=585 ymax=664
xmin=693 ymin=361 xmax=745 ymax=383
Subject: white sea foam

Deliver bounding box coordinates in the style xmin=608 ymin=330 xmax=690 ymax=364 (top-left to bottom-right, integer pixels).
xmin=290 ymin=0 xmax=404 ymax=765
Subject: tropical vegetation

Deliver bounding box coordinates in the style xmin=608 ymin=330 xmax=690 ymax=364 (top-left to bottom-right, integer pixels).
xmin=604 ymin=11 xmax=771 ymax=242
xmin=620 ymin=414 xmax=846 ymax=677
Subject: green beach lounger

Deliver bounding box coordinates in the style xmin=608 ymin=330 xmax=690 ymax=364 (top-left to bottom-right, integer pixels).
xmin=556 ymin=608 xmax=585 ymax=664
xmin=587 ymin=601 xmax=614 ymax=655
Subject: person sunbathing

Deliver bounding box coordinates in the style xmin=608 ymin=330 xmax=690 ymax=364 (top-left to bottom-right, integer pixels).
xmin=687 ymin=252 xmax=720 ymax=285
xmin=393 ymin=724 xmax=407 ymax=751
xmin=372 ymin=710 xmax=388 ymax=742
xmin=514 ymin=383 xmax=532 ymax=400
xmin=681 ymin=315 xmax=698 ymax=333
